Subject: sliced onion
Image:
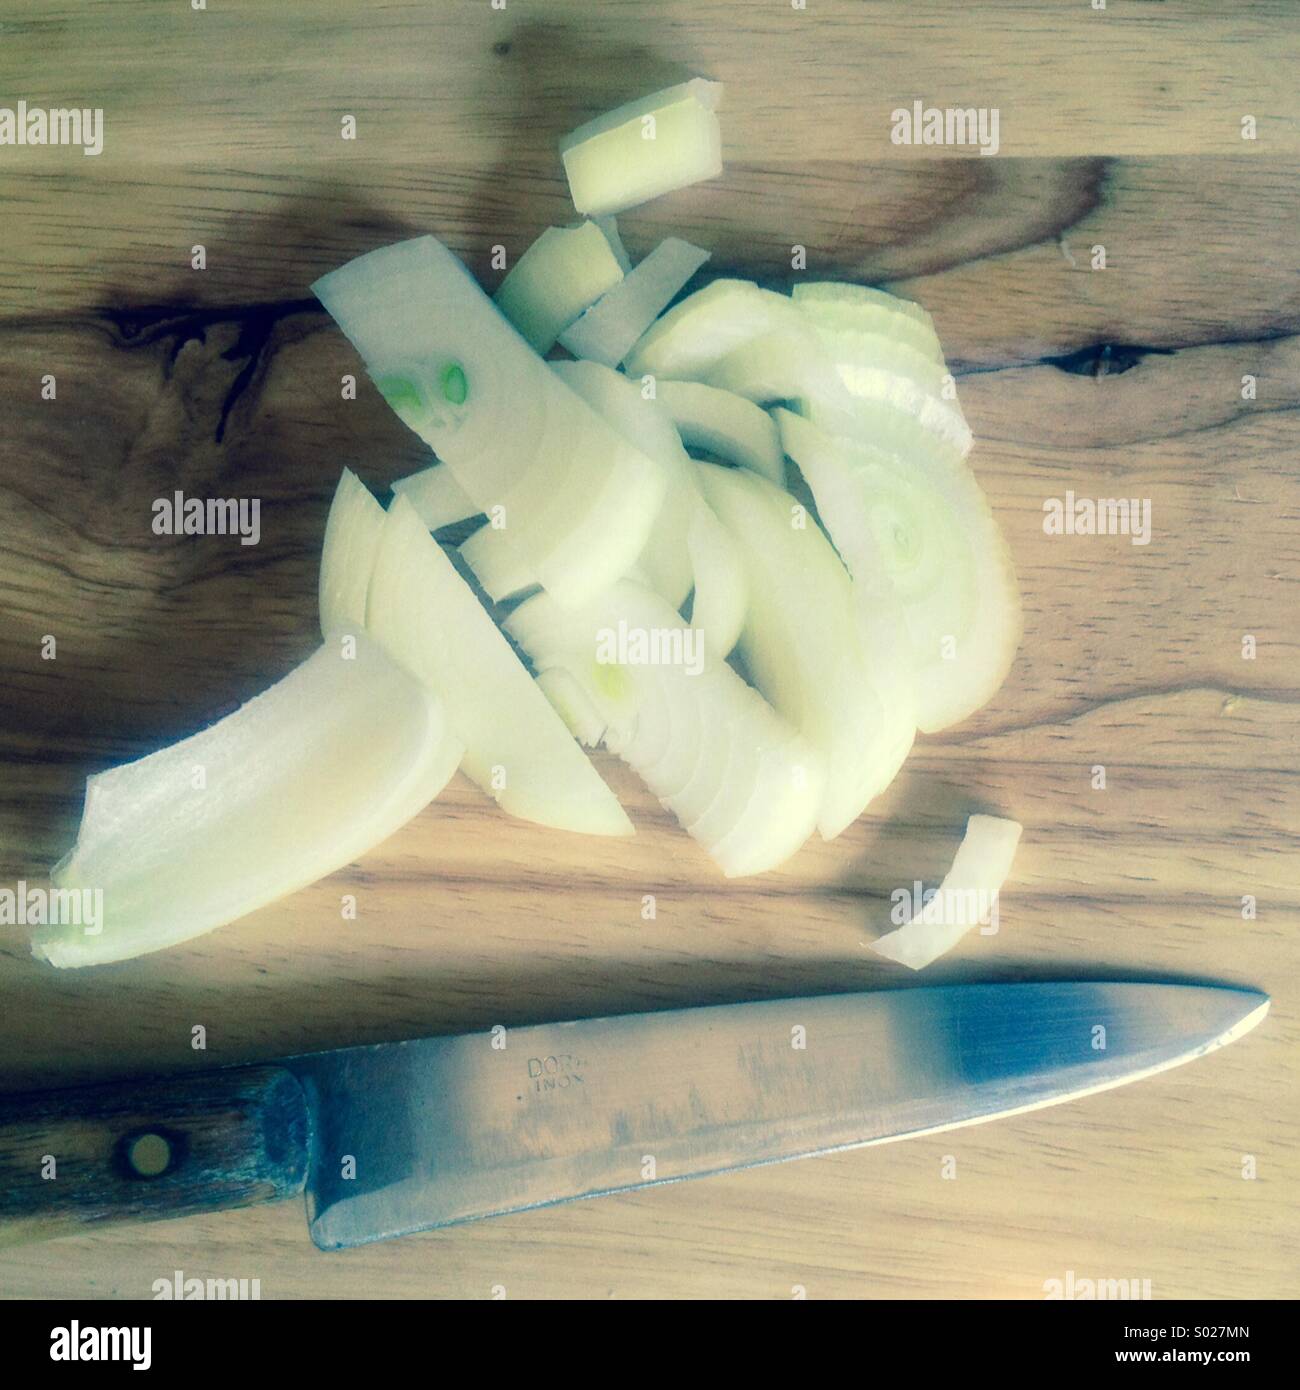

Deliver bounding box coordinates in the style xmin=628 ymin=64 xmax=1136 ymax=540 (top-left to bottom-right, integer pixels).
xmin=812 ymin=327 xmax=972 ymax=455
xmin=871 ymin=815 xmax=1023 ymax=970
xmin=493 ymin=221 xmax=625 ymax=354
xmin=34 ymin=636 xmax=464 ymax=968
xmin=695 ymin=460 xmax=915 ymax=839
xmin=792 ymin=281 xmax=943 ymax=364
xmin=685 ymin=502 xmax=746 ymax=657
xmin=507 ymin=581 xmax=824 ymax=876
xmin=777 ymin=409 xmax=1021 ymax=732
xmin=551 ymin=358 xmax=696 ymax=608
xmin=458 ymin=521 xmax=538 ymax=603
xmin=391 ymin=464 xmax=482 ymax=531
xmin=319 ymin=467 xmax=387 ymax=637
xmin=536 ymin=667 xmax=607 ymax=747
xmin=559 ymin=237 xmax=710 ymax=367
xmin=594 ymin=215 xmax=632 ymax=273
xmin=369 ymin=495 xmax=631 ymax=837
xmin=312 ymin=235 xmax=666 ymax=609
xmin=655 ymin=380 xmax=785 ymax=485
xmin=560 ymin=79 xmax=723 ymax=217
xmin=624 ymin=279 xmax=803 ymax=381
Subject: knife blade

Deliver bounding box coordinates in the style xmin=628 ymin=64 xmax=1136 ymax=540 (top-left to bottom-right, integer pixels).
xmin=0 ymin=981 xmax=1268 ymax=1250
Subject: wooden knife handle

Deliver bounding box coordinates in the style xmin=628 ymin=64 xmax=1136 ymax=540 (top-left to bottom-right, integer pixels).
xmin=0 ymin=1065 xmax=311 ymax=1246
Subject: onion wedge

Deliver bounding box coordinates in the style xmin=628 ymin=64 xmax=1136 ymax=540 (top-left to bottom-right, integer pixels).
xmin=656 ymin=380 xmax=784 ymax=485
xmin=776 ymin=409 xmax=1021 ymax=732
xmin=507 ymin=581 xmax=823 ymax=876
xmin=319 ymin=466 xmax=386 ymax=637
xmin=391 ymin=464 xmax=482 ymax=532
xmin=695 ymin=460 xmax=915 ymax=839
xmin=871 ymin=815 xmax=1023 ymax=970
xmin=34 ymin=636 xmax=464 ymax=967
xmin=558 ymin=237 xmax=710 ymax=367
xmin=313 ymin=235 xmax=666 ymax=609
xmin=493 ymin=221 xmax=625 ymax=353
xmin=560 ymin=79 xmax=723 ymax=217
xmin=368 ymin=494 xmax=632 ymax=836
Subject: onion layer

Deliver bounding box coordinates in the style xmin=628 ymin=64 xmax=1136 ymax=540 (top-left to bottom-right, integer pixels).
xmin=35 ymin=636 xmax=464 ymax=967
xmin=871 ymin=815 xmax=1023 ymax=970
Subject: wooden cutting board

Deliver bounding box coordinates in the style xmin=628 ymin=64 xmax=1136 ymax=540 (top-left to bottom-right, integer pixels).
xmin=1 ymin=1 xmax=1296 ymax=1299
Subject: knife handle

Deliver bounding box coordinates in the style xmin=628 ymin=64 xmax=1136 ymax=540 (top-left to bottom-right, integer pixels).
xmin=0 ymin=1065 xmax=310 ymax=1246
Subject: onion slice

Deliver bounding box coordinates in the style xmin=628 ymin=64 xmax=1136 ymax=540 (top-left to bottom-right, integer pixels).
xmin=871 ymin=815 xmax=1023 ymax=970
xmin=695 ymin=460 xmax=915 ymax=839
xmin=34 ymin=636 xmax=464 ymax=968
xmin=776 ymin=409 xmax=1021 ymax=732
xmin=319 ymin=467 xmax=386 ymax=637
xmin=508 ymin=581 xmax=823 ymax=876
xmin=625 ymin=279 xmax=805 ymax=381
xmin=391 ymin=465 xmax=482 ymax=532
xmin=656 ymin=380 xmax=785 ymax=485
xmin=792 ymin=281 xmax=943 ymax=364
xmin=368 ymin=494 xmax=632 ymax=836
xmin=559 ymin=237 xmax=710 ymax=367
xmin=313 ymin=235 xmax=666 ymax=609
xmin=560 ymin=79 xmax=723 ymax=217
xmin=493 ymin=221 xmax=625 ymax=354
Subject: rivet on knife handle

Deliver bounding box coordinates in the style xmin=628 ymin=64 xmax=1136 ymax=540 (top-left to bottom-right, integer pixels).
xmin=0 ymin=1065 xmax=310 ymax=1247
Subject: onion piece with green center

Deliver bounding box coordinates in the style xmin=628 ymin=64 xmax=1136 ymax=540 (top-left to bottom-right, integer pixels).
xmin=391 ymin=464 xmax=482 ymax=532
xmin=695 ymin=460 xmax=915 ymax=839
xmin=507 ymin=581 xmax=824 ymax=877
xmin=871 ymin=815 xmax=1023 ymax=970
xmin=33 ymin=635 xmax=464 ymax=968
xmin=656 ymin=380 xmax=784 ymax=485
xmin=560 ymin=79 xmax=723 ymax=217
xmin=319 ymin=466 xmax=387 ymax=637
xmin=312 ymin=235 xmax=666 ymax=609
xmin=493 ymin=221 xmax=625 ymax=353
xmin=558 ymin=237 xmax=710 ymax=367
xmin=368 ymin=494 xmax=632 ymax=837
xmin=776 ymin=409 xmax=1021 ymax=732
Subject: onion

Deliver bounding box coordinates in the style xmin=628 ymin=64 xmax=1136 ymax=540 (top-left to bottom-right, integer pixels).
xmin=391 ymin=464 xmax=482 ymax=531
xmin=552 ymin=358 xmax=697 ymax=608
xmin=656 ymin=380 xmax=785 ymax=485
xmin=792 ymin=281 xmax=943 ymax=364
xmin=367 ymin=494 xmax=631 ymax=837
xmin=695 ymin=460 xmax=915 ymax=839
xmin=493 ymin=220 xmax=625 ymax=354
xmin=458 ymin=521 xmax=538 ymax=603
xmin=624 ymin=279 xmax=804 ymax=381
xmin=560 ymin=79 xmax=723 ymax=217
xmin=685 ymin=502 xmax=747 ymax=657
xmin=34 ymin=636 xmax=464 ymax=967
xmin=550 ymin=362 xmax=747 ymax=657
xmin=319 ymin=466 xmax=386 ymax=637
xmin=594 ymin=215 xmax=632 ymax=272
xmin=507 ymin=581 xmax=824 ymax=876
xmin=776 ymin=409 xmax=1021 ymax=732
xmin=312 ymin=235 xmax=666 ymax=609
xmin=871 ymin=815 xmax=1023 ymax=970
xmin=558 ymin=236 xmax=710 ymax=367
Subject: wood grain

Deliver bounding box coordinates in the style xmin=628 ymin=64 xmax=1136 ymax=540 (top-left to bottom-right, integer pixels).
xmin=0 ymin=0 xmax=1297 ymax=1299
xmin=0 ymin=1066 xmax=308 ymax=1248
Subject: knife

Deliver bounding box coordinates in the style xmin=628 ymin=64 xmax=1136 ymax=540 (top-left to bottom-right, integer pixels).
xmin=0 ymin=981 xmax=1268 ymax=1250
